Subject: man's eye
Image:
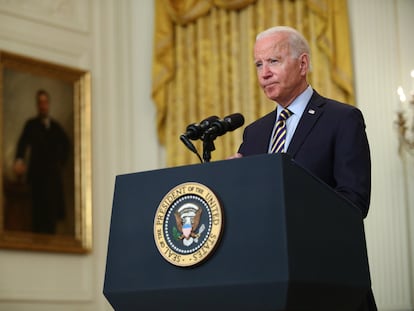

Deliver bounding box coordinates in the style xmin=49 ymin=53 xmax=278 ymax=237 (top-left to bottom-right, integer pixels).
xmin=255 ymin=62 xmax=262 ymax=68
xmin=270 ymin=59 xmax=278 ymax=64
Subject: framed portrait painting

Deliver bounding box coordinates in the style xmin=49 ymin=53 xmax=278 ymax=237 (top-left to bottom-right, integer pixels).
xmin=0 ymin=51 xmax=92 ymax=253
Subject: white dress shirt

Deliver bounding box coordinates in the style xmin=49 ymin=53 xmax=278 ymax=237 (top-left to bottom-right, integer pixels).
xmin=268 ymin=86 xmax=313 ymax=153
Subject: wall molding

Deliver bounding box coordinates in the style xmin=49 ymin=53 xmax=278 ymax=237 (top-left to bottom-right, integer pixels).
xmin=0 ymin=0 xmax=90 ymax=33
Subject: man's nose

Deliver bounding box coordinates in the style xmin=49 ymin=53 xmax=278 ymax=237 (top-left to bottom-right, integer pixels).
xmin=260 ymin=63 xmax=272 ymax=79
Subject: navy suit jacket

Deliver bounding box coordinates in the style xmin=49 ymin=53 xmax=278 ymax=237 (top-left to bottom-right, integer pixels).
xmin=238 ymin=90 xmax=371 ymax=218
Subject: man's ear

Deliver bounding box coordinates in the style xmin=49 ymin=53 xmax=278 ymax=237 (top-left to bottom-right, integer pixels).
xmin=299 ymin=53 xmax=310 ymax=73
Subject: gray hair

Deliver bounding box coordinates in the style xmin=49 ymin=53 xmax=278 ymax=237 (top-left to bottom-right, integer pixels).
xmin=256 ymin=26 xmax=311 ymax=60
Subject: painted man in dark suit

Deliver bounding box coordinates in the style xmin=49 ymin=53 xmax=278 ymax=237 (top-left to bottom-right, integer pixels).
xmin=14 ymin=89 xmax=70 ymax=234
xmin=232 ymin=26 xmax=376 ymax=310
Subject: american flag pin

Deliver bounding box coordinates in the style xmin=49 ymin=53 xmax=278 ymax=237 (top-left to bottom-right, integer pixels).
xmin=308 ymin=109 xmax=315 ymax=115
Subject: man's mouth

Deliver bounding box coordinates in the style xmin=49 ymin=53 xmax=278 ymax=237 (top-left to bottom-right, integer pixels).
xmin=263 ymin=82 xmax=277 ymax=89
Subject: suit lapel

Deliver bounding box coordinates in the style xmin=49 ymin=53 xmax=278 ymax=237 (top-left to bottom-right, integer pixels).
xmin=250 ymin=110 xmax=277 ymax=154
xmin=261 ymin=110 xmax=277 ymax=153
xmin=287 ymin=91 xmax=325 ymax=157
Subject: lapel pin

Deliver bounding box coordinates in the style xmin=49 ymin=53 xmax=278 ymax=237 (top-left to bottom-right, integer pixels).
xmin=308 ymin=109 xmax=315 ymax=115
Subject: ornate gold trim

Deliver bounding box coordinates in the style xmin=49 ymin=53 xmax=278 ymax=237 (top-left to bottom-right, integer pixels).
xmin=0 ymin=51 xmax=92 ymax=254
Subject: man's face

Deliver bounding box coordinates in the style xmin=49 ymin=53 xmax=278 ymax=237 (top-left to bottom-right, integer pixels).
xmin=254 ymin=33 xmax=307 ymax=107
xmin=37 ymin=94 xmax=50 ymax=118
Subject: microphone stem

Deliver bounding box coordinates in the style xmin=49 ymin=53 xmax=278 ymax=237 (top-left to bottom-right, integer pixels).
xmin=202 ymin=134 xmax=216 ymax=163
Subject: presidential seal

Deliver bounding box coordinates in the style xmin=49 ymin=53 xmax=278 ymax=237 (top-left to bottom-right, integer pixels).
xmin=153 ymin=182 xmax=223 ymax=267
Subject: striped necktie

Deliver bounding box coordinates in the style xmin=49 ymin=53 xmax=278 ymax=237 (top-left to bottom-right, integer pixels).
xmin=270 ymin=108 xmax=292 ymax=153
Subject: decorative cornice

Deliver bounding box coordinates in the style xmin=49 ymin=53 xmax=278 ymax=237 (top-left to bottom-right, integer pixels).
xmin=0 ymin=0 xmax=90 ymax=33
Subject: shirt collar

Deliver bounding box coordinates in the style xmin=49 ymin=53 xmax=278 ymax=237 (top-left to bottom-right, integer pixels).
xmin=277 ymin=85 xmax=313 ymax=117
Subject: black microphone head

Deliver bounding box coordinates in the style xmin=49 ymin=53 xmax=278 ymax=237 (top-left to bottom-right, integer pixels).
xmin=200 ymin=115 xmax=219 ymax=127
xmin=185 ymin=115 xmax=219 ymax=140
xmin=223 ymin=113 xmax=244 ymax=131
xmin=205 ymin=113 xmax=244 ymax=137
xmin=180 ymin=134 xmax=198 ymax=153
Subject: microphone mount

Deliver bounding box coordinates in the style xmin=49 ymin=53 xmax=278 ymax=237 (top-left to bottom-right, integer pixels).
xmin=180 ymin=113 xmax=244 ymax=163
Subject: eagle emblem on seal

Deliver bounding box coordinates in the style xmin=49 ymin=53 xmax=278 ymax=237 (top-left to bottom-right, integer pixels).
xmin=174 ymin=203 xmax=205 ymax=247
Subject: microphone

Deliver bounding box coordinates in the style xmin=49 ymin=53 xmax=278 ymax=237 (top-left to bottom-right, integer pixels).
xmin=182 ymin=115 xmax=219 ymax=140
xmin=180 ymin=115 xmax=219 ymax=163
xmin=203 ymin=113 xmax=245 ymax=139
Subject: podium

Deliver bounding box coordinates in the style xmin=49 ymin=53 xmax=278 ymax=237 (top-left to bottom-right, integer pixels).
xmin=104 ymin=154 xmax=371 ymax=311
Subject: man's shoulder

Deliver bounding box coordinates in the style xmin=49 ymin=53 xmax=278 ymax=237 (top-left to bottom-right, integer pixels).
xmin=24 ymin=117 xmax=41 ymax=127
xmin=310 ymin=92 xmax=365 ymax=127
xmin=312 ymin=91 xmax=359 ymax=113
xmin=49 ymin=118 xmax=63 ymax=126
xmin=245 ymin=109 xmax=276 ymax=130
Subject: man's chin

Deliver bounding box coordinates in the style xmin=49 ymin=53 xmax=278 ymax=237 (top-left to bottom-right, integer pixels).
xmin=263 ymin=89 xmax=279 ymax=101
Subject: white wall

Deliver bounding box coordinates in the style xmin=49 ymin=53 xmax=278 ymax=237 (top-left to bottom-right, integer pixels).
xmin=0 ymin=1 xmax=158 ymax=310
xmin=0 ymin=0 xmax=413 ymax=310
xmin=349 ymin=0 xmax=414 ymax=310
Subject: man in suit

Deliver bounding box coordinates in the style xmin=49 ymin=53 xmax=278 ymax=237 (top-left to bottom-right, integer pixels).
xmin=14 ymin=89 xmax=70 ymax=234
xmin=233 ymin=26 xmax=376 ymax=310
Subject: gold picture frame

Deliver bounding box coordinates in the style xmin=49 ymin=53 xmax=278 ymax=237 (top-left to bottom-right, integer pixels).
xmin=0 ymin=51 xmax=92 ymax=253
